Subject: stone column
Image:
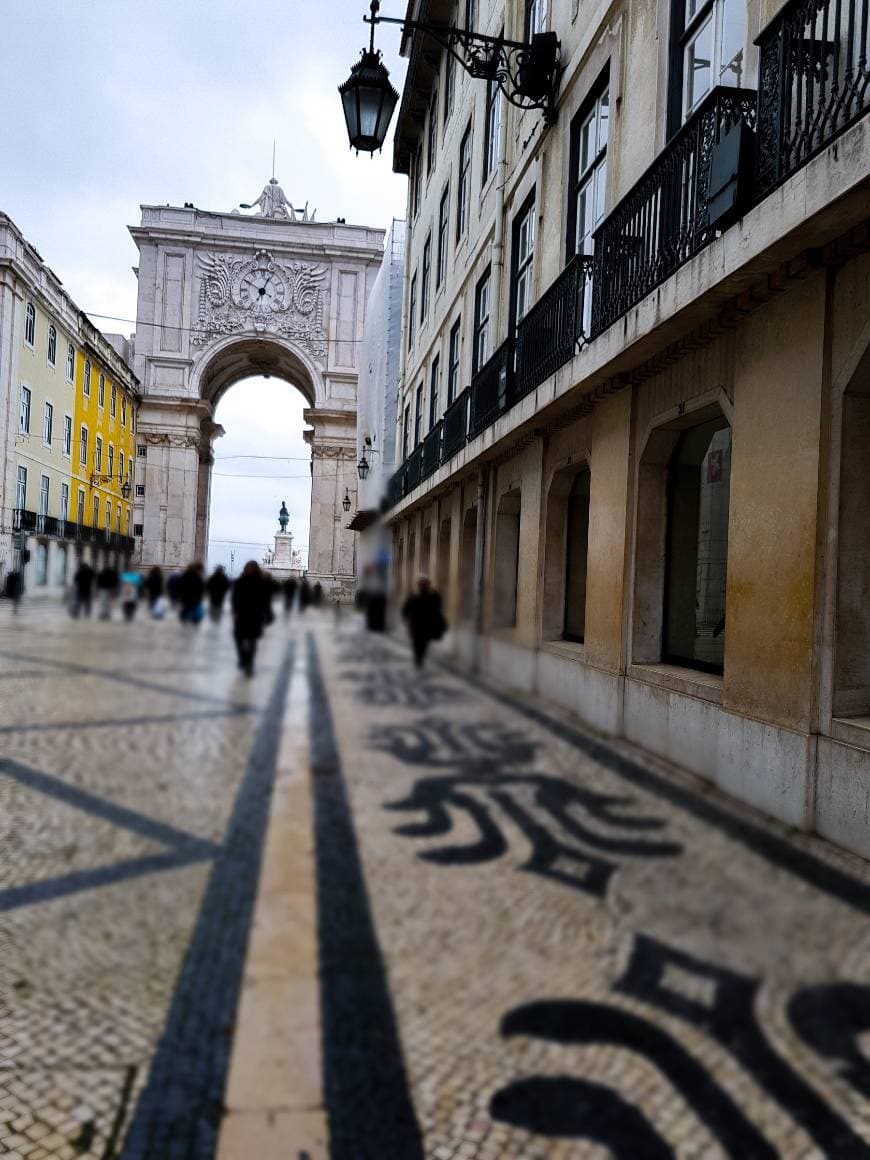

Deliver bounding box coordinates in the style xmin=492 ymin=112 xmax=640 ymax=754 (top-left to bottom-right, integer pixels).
xmin=304 ymin=407 xmax=358 ymax=600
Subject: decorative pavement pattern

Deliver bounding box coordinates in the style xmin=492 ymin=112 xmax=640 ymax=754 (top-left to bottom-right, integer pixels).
xmin=0 ymin=604 xmax=293 ymax=1159
xmin=316 ymin=622 xmax=870 ymax=1159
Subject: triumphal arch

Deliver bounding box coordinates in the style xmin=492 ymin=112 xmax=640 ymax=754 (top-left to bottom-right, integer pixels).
xmin=129 ymin=179 xmax=384 ymax=597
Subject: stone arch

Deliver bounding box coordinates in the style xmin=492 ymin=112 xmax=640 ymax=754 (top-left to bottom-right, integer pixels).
xmin=189 ymin=333 xmax=326 ymax=411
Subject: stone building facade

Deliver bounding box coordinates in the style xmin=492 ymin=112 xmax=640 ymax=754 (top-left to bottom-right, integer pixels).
xmin=129 ymin=199 xmax=384 ymax=598
xmin=0 ymin=212 xmax=138 ymax=597
xmin=383 ymin=0 xmax=870 ymax=857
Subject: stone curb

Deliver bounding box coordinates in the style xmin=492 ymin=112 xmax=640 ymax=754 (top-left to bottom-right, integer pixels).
xmin=217 ymin=641 xmax=328 ymax=1159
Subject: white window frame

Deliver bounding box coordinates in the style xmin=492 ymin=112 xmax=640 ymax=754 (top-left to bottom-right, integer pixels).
xmin=83 ymin=360 xmax=91 ymax=397
xmin=95 ymin=435 xmax=103 ymax=473
xmin=110 ymin=384 xmax=117 ymax=418
xmin=80 ymin=425 xmax=89 ymax=466
xmin=107 ymin=444 xmax=114 ymax=480
xmin=16 ymin=465 xmax=27 ymax=510
xmin=63 ymin=413 xmax=72 ymax=458
xmin=24 ymin=301 xmax=35 ymax=347
xmin=60 ymin=482 xmax=69 ymax=523
xmin=98 ymin=373 xmax=105 ymax=408
xmin=47 ymin=324 xmax=57 ymax=367
xmin=77 ymin=488 xmax=86 ymax=525
xmin=66 ymin=342 xmax=75 ymax=382
xmin=512 ymin=196 xmax=536 ymax=325
xmin=19 ymin=384 xmax=31 ymax=434
xmin=42 ymin=401 xmax=53 ymax=448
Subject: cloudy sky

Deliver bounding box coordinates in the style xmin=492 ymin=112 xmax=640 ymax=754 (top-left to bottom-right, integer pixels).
xmin=1 ymin=0 xmax=408 ymax=572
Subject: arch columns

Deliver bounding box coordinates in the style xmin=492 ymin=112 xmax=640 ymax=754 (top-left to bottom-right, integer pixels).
xmin=305 ymin=408 xmax=358 ymax=598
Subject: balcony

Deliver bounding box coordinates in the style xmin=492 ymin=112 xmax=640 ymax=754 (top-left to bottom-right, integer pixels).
xmin=421 ymin=421 xmax=443 ymax=480
xmin=469 ymin=338 xmax=514 ymax=439
xmin=590 ymin=85 xmax=757 ymax=338
xmin=405 ymin=444 xmax=423 ymax=492
xmin=756 ymin=0 xmax=870 ymax=196
xmin=514 ymin=254 xmax=594 ymax=402
xmin=12 ymin=509 xmax=134 ymax=554
xmin=442 ymin=388 xmax=470 ymax=463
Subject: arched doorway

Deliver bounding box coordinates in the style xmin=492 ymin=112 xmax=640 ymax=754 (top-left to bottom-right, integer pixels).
xmin=128 ymin=197 xmax=384 ymax=599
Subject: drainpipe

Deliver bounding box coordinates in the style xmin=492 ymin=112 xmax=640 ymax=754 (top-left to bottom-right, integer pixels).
xmin=491 ymin=94 xmax=510 ymax=335
xmin=471 ymin=464 xmax=489 ymax=673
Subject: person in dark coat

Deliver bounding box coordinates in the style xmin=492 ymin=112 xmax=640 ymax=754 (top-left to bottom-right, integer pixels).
xmin=298 ymin=577 xmax=312 ymax=614
xmin=282 ymin=577 xmax=298 ymax=616
xmin=401 ymin=577 xmax=446 ymax=669
xmin=72 ymin=561 xmax=95 ymax=618
xmin=177 ymin=563 xmax=205 ymax=624
xmin=232 ymin=561 xmax=271 ymax=676
xmin=312 ymin=581 xmax=323 ymax=607
xmin=144 ymin=566 xmax=164 ymax=610
xmin=96 ymin=563 xmax=120 ymax=619
xmin=206 ymin=566 xmax=231 ymax=622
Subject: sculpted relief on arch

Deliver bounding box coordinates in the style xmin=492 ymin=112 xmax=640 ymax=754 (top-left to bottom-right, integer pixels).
xmin=193 ymin=248 xmax=327 ymax=360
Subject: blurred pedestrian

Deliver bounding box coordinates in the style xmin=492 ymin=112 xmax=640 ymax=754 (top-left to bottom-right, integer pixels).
xmin=144 ymin=566 xmax=164 ymax=610
xmin=298 ymin=577 xmax=311 ymax=614
xmin=282 ymin=576 xmax=297 ymax=616
xmin=206 ymin=565 xmax=231 ymax=622
xmin=71 ymin=561 xmax=95 ymax=618
xmin=401 ymin=576 xmax=446 ymax=669
xmin=167 ymin=570 xmax=181 ymax=608
xmin=6 ymin=570 xmax=23 ymax=613
xmin=312 ymin=581 xmax=323 ymax=607
xmin=232 ymin=561 xmax=271 ymax=677
xmin=120 ymin=569 xmax=142 ymax=622
xmin=177 ymin=563 xmax=206 ymax=625
xmin=96 ymin=562 xmax=120 ymax=620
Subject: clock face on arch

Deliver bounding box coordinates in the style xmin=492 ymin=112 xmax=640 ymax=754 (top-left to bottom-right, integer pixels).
xmin=238 ymin=265 xmax=286 ymax=314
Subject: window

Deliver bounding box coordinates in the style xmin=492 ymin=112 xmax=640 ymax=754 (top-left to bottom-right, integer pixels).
xmin=135 ymin=484 xmax=145 ymax=497
xmin=35 ymin=544 xmax=48 ymax=586
xmin=47 ymin=324 xmax=57 ymax=366
xmin=116 ymin=505 xmax=122 ymax=533
xmin=444 ymin=50 xmax=455 ymax=125
xmin=43 ymin=401 xmax=53 ymax=448
xmin=402 ymin=403 xmax=411 ymax=460
xmin=39 ymin=475 xmax=50 ymax=520
xmin=107 ymin=444 xmax=114 ymax=480
xmin=63 ymin=414 xmax=72 ymax=457
xmin=119 ymin=450 xmax=125 ymax=483
xmin=16 ymin=466 xmax=27 ymax=511
xmin=24 ymin=301 xmax=35 ymax=347
xmin=429 ymin=355 xmax=440 ymax=429
xmin=98 ymin=373 xmax=105 ymax=408
xmin=126 ymin=510 xmax=132 ymax=536
xmin=121 ymin=397 xmax=127 ymax=426
xmin=465 ymin=0 xmax=476 ymax=30
xmin=408 ymin=273 xmax=418 ymax=349
xmin=563 ymin=471 xmax=591 ymax=641
xmin=110 ymin=385 xmax=117 ymax=418
xmin=19 ymin=385 xmax=31 ymax=434
xmin=83 ymin=360 xmax=91 ymax=396
xmin=483 ymin=77 xmax=502 ymax=183
xmin=412 ymin=146 xmax=423 ymax=217
xmin=92 ymin=495 xmax=99 ymax=528
xmin=60 ymin=483 xmax=69 ymax=523
xmin=104 ymin=499 xmax=111 ymax=531
xmin=414 ymin=382 xmax=424 ymax=446
xmin=56 ymin=546 xmax=67 ymax=586
xmin=137 ymin=444 xmax=147 ymax=457
xmin=526 ymin=0 xmax=549 ymax=37
xmin=447 ymin=320 xmax=461 ymax=406
xmin=80 ymin=426 xmax=89 ymax=465
xmin=427 ymin=90 xmax=438 ymax=173
xmin=134 ymin=522 xmax=144 ymax=537
xmin=663 ymin=416 xmax=732 ymax=671
xmin=66 ymin=342 xmax=75 ymax=381
xmin=95 ymin=435 xmax=103 ymax=473
xmin=511 ymin=193 xmax=536 ymax=327
xmin=77 ymin=489 xmax=85 ymax=525
xmin=670 ymin=0 xmax=744 ymax=131
xmin=456 ymin=123 xmax=472 ymax=242
xmin=436 ymin=186 xmax=450 ymax=288
xmin=473 ymin=267 xmax=491 ymax=374
xmin=421 ymin=234 xmax=432 ymax=322
xmin=568 ymin=81 xmax=609 ymax=262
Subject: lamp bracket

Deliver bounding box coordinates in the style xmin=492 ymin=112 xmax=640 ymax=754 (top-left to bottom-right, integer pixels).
xmin=365 ymin=5 xmax=561 ymax=122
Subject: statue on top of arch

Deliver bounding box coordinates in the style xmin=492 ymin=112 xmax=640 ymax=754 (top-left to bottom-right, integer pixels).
xmin=241 ymin=178 xmax=317 ymax=222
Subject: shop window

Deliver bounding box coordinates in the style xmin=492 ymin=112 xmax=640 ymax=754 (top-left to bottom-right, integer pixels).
xmin=634 ymin=405 xmax=732 ymax=674
xmin=493 ymin=490 xmax=521 ymax=628
xmin=543 ymin=467 xmax=591 ymax=642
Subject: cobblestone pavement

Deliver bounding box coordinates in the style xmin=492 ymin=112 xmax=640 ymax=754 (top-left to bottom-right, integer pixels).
xmin=311 ymin=620 xmax=870 ymax=1160
xmin=0 ymin=601 xmax=294 ymax=1159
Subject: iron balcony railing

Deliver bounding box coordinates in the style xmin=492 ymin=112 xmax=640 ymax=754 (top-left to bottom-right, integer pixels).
xmin=405 ymin=444 xmax=423 ymax=492
xmin=469 ymin=338 xmax=514 ymax=439
xmin=514 ymin=254 xmax=594 ymax=402
xmin=12 ymin=510 xmax=134 ymax=553
xmin=421 ymin=420 xmax=443 ymax=480
xmin=756 ymin=0 xmax=870 ymax=195
xmin=442 ymin=388 xmax=470 ymax=463
xmin=590 ymin=85 xmax=757 ymax=338
xmin=386 ymin=466 xmax=406 ymax=508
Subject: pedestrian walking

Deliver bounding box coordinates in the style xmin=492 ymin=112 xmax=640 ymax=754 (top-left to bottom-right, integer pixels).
xmin=71 ymin=561 xmax=95 ymax=618
xmin=282 ymin=576 xmax=298 ymax=616
xmin=144 ymin=566 xmax=164 ymax=610
xmin=232 ymin=561 xmax=271 ymax=677
xmin=177 ymin=563 xmax=206 ymax=625
xmin=96 ymin=562 xmax=120 ymax=620
xmin=298 ymin=577 xmax=311 ymax=614
xmin=120 ymin=570 xmax=142 ymax=622
xmin=312 ymin=581 xmax=323 ymax=607
xmin=166 ymin=571 xmax=182 ymax=608
xmin=401 ymin=576 xmax=447 ymax=669
xmin=206 ymin=565 xmax=231 ymax=622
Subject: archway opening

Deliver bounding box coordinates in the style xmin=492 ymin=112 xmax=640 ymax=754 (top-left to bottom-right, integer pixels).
xmin=207 ymin=375 xmax=312 ymax=579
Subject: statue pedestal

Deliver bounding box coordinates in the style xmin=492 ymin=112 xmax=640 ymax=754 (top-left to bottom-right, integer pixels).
xmin=264 ymin=531 xmax=301 ymax=584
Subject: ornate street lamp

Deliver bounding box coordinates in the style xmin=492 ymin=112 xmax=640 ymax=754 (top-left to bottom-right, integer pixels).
xmin=357 ymin=452 xmax=370 ymax=480
xmin=121 ymin=479 xmax=132 ymax=501
xmin=342 ymin=489 xmax=353 ymax=513
xmin=340 ymin=0 xmax=561 ymax=154
xmin=339 ymin=1 xmax=400 ymax=155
